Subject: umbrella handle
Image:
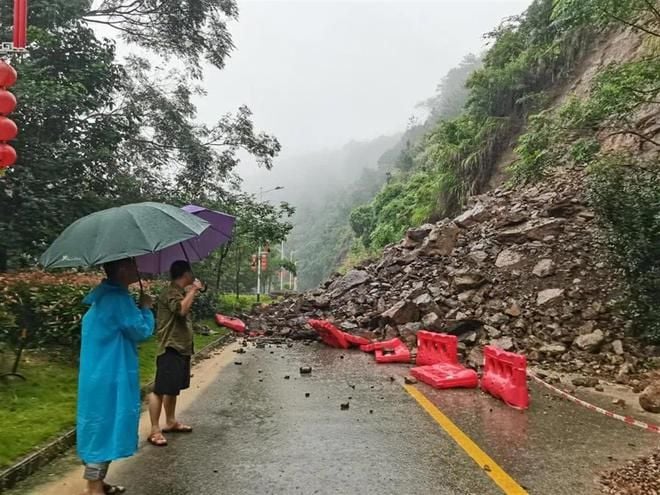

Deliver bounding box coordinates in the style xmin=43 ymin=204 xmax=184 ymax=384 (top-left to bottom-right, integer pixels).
xmin=132 ymin=258 xmax=144 ymax=296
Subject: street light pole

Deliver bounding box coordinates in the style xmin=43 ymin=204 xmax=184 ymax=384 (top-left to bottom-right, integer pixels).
xmin=289 ymin=250 xmax=296 ymax=291
xmin=280 ymin=240 xmax=285 ymax=291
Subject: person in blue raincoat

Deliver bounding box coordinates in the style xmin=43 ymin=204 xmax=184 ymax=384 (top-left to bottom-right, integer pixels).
xmin=77 ymin=258 xmax=154 ymax=495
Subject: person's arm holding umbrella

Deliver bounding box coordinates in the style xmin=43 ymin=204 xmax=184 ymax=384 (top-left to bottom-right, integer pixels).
xmin=118 ymin=292 xmax=155 ymax=343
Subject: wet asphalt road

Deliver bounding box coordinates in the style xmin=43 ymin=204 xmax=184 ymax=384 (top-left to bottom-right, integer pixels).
xmin=109 ymin=342 xmax=658 ymax=495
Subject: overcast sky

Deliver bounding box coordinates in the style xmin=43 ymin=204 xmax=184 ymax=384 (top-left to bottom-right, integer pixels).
xmin=191 ymin=0 xmax=532 ymax=188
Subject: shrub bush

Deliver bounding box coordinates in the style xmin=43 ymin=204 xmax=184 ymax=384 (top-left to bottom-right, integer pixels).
xmin=589 ymin=155 xmax=660 ymax=342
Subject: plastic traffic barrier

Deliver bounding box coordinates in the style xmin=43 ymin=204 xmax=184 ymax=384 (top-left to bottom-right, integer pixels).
xmin=215 ymin=313 xmax=246 ymax=333
xmin=374 ymin=340 xmax=411 ymax=364
xmin=411 ymin=363 xmax=478 ymax=389
xmin=480 ymin=345 xmax=529 ymax=410
xmin=308 ymin=319 xmax=349 ymax=349
xmin=344 ymin=333 xmax=372 ymax=347
xmin=416 ymin=331 xmax=458 ymax=366
xmin=360 ymin=338 xmax=403 ymax=353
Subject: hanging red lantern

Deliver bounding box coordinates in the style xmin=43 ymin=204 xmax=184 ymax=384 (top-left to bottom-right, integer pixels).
xmin=0 ymin=117 xmax=17 ymax=141
xmin=260 ymin=253 xmax=268 ymax=271
xmin=0 ymin=90 xmax=17 ymax=115
xmin=0 ymin=61 xmax=17 ymax=88
xmin=0 ymin=143 xmax=17 ymax=168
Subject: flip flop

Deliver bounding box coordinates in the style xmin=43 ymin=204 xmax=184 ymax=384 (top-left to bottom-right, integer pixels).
xmin=147 ymin=432 xmax=168 ymax=447
xmin=104 ymin=484 xmax=126 ymax=494
xmin=162 ymin=422 xmax=193 ymax=433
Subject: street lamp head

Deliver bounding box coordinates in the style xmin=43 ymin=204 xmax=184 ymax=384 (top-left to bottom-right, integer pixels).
xmin=275 ymin=186 xmax=284 ymax=191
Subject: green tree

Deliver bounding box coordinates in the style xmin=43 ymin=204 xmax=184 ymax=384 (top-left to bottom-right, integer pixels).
xmin=83 ymin=0 xmax=239 ymax=74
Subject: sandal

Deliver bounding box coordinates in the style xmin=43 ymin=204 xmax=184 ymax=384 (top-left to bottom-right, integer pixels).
xmin=147 ymin=432 xmax=168 ymax=447
xmin=162 ymin=422 xmax=193 ymax=433
xmin=104 ymin=484 xmax=126 ymax=494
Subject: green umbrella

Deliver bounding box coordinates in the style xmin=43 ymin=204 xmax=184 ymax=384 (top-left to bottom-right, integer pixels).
xmin=40 ymin=202 xmax=210 ymax=269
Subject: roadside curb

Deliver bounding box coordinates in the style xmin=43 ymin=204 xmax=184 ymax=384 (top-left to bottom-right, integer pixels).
xmin=0 ymin=332 xmax=234 ymax=493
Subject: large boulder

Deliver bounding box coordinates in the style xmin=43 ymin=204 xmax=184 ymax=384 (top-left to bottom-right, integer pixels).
xmin=328 ymin=269 xmax=370 ymax=297
xmin=495 ymin=249 xmax=524 ymax=268
xmin=536 ymin=288 xmax=564 ymax=306
xmin=639 ymin=381 xmax=660 ymax=413
xmin=403 ymin=224 xmax=434 ymax=248
xmin=420 ymin=222 xmax=461 ymax=256
xmin=532 ymin=259 xmax=555 ymax=278
xmin=497 ymin=218 xmax=562 ymax=243
xmin=539 ymin=343 xmax=566 ymax=356
xmin=454 ymin=272 xmax=487 ymax=291
xmin=454 ymin=203 xmax=490 ymax=228
xmin=573 ymin=329 xmax=605 ymax=352
xmin=381 ymin=300 xmax=420 ymax=325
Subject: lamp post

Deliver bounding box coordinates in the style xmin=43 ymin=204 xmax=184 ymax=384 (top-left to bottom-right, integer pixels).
xmin=256 ymin=186 xmax=283 ymax=302
xmin=289 ymin=250 xmax=296 ymax=291
xmin=280 ymin=240 xmax=285 ymax=291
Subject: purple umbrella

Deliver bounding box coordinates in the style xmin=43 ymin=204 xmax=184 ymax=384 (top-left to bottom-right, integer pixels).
xmin=135 ymin=205 xmax=235 ymax=274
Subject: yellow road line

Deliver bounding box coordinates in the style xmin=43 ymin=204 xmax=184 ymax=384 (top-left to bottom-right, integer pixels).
xmin=404 ymin=384 xmax=529 ymax=495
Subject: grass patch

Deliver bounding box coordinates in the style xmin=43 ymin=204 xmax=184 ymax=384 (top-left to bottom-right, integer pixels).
xmin=0 ymin=331 xmax=227 ymax=469
xmin=217 ymin=294 xmax=273 ymax=315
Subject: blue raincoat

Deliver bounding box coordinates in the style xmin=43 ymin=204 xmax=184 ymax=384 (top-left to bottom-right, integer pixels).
xmin=77 ymin=280 xmax=154 ymax=463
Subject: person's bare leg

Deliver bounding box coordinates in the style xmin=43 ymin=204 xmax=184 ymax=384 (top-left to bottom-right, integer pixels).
xmin=81 ymin=463 xmax=110 ymax=495
xmin=83 ymin=480 xmax=105 ymax=495
xmin=149 ymin=393 xmax=164 ymax=434
xmin=163 ymin=394 xmax=178 ymax=428
xmin=147 ymin=393 xmax=168 ymax=445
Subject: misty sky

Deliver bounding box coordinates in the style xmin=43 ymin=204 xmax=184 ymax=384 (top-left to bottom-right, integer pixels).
xmin=192 ymin=0 xmax=532 ymax=190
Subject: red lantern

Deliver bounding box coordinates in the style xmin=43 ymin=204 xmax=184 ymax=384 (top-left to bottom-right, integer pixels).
xmin=0 ymin=61 xmax=17 ymax=89
xmin=260 ymin=253 xmax=268 ymax=271
xmin=0 ymin=90 xmax=17 ymax=115
xmin=0 ymin=144 xmax=17 ymax=168
xmin=0 ymin=117 xmax=17 ymax=141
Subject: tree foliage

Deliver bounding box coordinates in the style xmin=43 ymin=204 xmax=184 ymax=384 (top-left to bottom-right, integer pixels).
xmin=0 ymin=2 xmax=286 ymax=274
xmin=552 ymin=0 xmax=660 ymax=38
xmin=84 ymin=0 xmax=239 ymax=74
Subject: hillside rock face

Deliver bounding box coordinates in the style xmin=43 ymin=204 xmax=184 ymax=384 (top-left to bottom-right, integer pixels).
xmin=247 ymin=167 xmax=657 ymax=379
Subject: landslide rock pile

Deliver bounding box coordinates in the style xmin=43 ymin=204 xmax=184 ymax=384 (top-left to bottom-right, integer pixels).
xmin=247 ymin=167 xmax=658 ymax=381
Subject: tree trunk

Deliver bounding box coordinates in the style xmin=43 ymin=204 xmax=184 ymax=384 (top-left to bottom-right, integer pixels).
xmin=215 ymin=241 xmax=232 ymax=290
xmin=234 ymin=244 xmax=242 ymax=301
xmin=0 ymin=246 xmax=7 ymax=273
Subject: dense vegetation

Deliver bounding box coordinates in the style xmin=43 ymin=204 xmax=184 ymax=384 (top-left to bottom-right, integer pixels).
xmin=0 ymin=1 xmax=294 ymax=299
xmin=508 ymin=1 xmax=660 ymax=340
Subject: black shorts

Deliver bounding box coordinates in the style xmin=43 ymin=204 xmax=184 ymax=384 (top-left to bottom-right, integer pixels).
xmin=154 ymin=347 xmax=191 ymax=396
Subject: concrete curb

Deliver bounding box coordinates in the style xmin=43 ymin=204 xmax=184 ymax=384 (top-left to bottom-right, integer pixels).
xmin=0 ymin=333 xmax=234 ymax=493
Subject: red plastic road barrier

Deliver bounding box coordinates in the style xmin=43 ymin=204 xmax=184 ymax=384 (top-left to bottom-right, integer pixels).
xmin=308 ymin=319 xmax=371 ymax=348
xmin=344 ymin=333 xmax=371 ymax=347
xmin=360 ymin=338 xmax=403 ymax=353
xmin=308 ymin=319 xmax=349 ymax=349
xmin=481 ymin=346 xmax=529 ymax=410
xmin=416 ymin=331 xmax=458 ymax=366
xmin=411 ymin=363 xmax=479 ymax=389
xmin=214 ymin=313 xmax=247 ymax=334
xmin=374 ymin=340 xmax=411 ymax=364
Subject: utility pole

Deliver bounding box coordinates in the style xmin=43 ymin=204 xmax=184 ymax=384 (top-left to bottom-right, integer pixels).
xmin=289 ymin=250 xmax=296 ymax=291
xmin=256 ymin=186 xmax=284 ymax=302
xmin=280 ymin=240 xmax=285 ymax=291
